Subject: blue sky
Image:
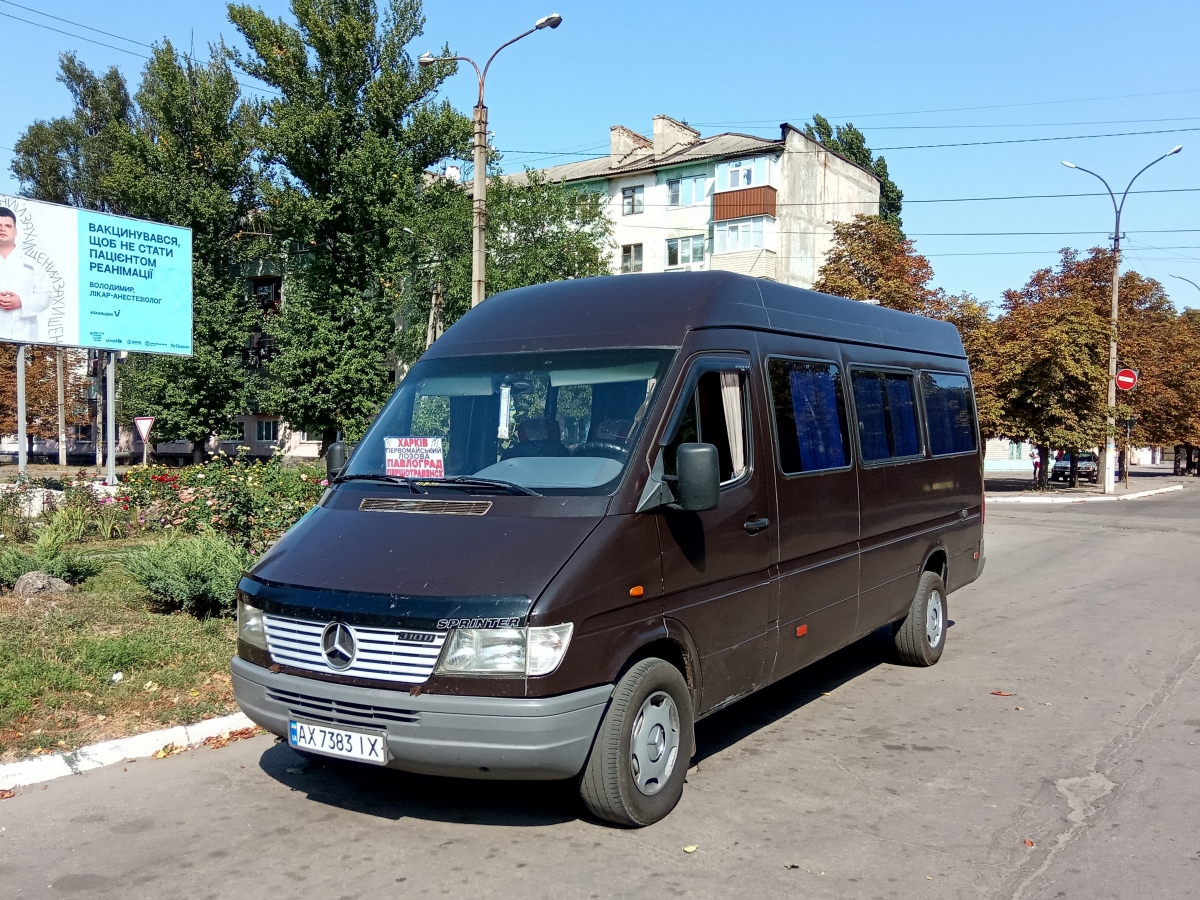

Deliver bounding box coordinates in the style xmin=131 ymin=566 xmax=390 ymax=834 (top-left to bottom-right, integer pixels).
xmin=3 ymin=0 xmax=1198 ymax=308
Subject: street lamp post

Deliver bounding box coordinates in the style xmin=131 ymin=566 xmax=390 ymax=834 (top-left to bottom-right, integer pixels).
xmin=1061 ymin=145 xmax=1183 ymax=494
xmin=419 ymin=14 xmax=562 ymax=309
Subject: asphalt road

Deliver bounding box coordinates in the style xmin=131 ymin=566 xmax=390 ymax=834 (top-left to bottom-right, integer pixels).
xmin=3 ymin=485 xmax=1199 ymax=899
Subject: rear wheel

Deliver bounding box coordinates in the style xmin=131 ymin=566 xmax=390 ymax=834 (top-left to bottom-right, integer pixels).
xmin=579 ymin=658 xmax=693 ymax=827
xmin=894 ymin=571 xmax=947 ymax=666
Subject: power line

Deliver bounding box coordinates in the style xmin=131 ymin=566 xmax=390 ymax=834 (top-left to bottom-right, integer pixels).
xmin=0 ymin=0 xmax=152 ymax=48
xmin=0 ymin=6 xmax=283 ymax=98
xmin=0 ymin=10 xmax=151 ymax=59
xmin=816 ymin=87 xmax=1200 ymax=121
xmin=500 ymin=125 xmax=1200 ymax=160
xmin=693 ymin=116 xmax=1200 ymax=132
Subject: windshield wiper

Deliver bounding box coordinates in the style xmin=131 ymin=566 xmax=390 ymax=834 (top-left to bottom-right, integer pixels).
xmin=429 ymin=476 xmax=542 ymax=497
xmin=331 ymin=473 xmax=427 ymax=494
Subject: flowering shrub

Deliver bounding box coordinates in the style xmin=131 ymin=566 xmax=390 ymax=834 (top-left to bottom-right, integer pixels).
xmin=122 ymin=457 xmax=327 ymax=553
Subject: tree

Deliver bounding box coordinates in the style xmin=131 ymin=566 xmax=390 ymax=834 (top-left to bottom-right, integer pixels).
xmin=804 ymin=115 xmax=903 ymax=229
xmin=993 ymin=250 xmax=1111 ymax=482
xmin=0 ymin=345 xmax=91 ymax=446
xmin=393 ymin=169 xmax=614 ymax=366
xmin=229 ymin=0 xmax=473 ymax=446
xmin=813 ymin=214 xmax=931 ymax=313
xmin=11 ymin=45 xmax=266 ymax=456
xmin=10 ymin=54 xmax=133 ymax=211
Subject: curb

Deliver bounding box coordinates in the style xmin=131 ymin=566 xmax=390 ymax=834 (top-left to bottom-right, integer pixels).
xmin=0 ymin=711 xmax=255 ymax=792
xmin=987 ymin=483 xmax=1184 ymax=505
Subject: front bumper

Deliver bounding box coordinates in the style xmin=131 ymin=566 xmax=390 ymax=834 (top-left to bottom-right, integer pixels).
xmin=232 ymin=656 xmax=612 ymax=780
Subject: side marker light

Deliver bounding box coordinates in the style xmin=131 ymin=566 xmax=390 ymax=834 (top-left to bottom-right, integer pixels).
xmin=629 ymin=585 xmax=644 ymax=597
xmin=796 ymin=624 xmax=808 ymax=637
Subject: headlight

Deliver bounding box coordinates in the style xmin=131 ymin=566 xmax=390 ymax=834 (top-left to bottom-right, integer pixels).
xmin=435 ymin=624 xmax=573 ymax=677
xmin=237 ymin=598 xmax=268 ymax=651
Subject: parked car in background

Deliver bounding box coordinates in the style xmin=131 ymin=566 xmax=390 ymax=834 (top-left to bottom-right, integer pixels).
xmin=1051 ymin=451 xmax=1098 ymax=483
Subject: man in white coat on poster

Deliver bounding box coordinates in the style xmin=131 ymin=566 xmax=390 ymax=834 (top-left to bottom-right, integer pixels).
xmin=0 ymin=206 xmax=52 ymax=342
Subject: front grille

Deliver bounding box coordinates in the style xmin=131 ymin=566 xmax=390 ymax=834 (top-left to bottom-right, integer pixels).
xmin=263 ymin=613 xmax=446 ymax=685
xmin=358 ymin=498 xmax=492 ymax=515
xmin=266 ymin=686 xmax=419 ymax=728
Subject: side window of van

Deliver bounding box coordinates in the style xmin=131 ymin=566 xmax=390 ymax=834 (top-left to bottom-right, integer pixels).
xmin=663 ymin=370 xmax=748 ymax=484
xmin=851 ymin=370 xmax=922 ymax=463
xmin=768 ymin=359 xmax=850 ymax=474
xmin=921 ymin=372 xmax=978 ymax=455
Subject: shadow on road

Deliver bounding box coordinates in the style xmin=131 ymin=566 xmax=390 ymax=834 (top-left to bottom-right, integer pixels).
xmin=693 ymin=626 xmax=898 ymax=765
xmin=256 ymin=626 xmax=912 ymax=825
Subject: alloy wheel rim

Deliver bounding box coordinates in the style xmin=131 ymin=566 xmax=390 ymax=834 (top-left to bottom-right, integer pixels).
xmin=629 ymin=691 xmax=680 ymax=796
xmin=926 ymin=590 xmax=944 ymax=647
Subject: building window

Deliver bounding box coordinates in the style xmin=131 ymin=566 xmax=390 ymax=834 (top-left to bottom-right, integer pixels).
xmin=666 ymin=235 xmax=705 ymax=267
xmin=622 ymin=185 xmax=644 ymax=215
xmin=256 ymin=419 xmax=280 ymax=442
xmin=249 ymin=277 xmax=282 ymax=314
xmin=716 ymin=157 xmax=768 ymax=191
xmin=620 ymin=244 xmax=644 ymax=273
xmin=714 ymin=217 xmax=765 ymax=253
xmin=667 ymin=175 xmax=707 ymax=207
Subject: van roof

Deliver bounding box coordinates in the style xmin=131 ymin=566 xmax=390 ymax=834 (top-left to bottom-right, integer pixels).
xmin=425 ymin=271 xmax=967 ymax=360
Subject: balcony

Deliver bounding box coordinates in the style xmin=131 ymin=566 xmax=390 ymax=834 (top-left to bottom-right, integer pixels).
xmin=713 ymin=185 xmax=777 ymax=222
xmin=709 ymin=249 xmax=777 ymax=281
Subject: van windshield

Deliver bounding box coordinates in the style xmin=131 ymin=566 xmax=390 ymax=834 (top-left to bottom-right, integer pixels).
xmin=344 ymin=348 xmax=676 ymax=495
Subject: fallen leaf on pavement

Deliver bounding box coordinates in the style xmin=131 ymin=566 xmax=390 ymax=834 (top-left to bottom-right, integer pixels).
xmin=784 ymin=864 xmax=799 ymax=870
xmin=0 ymin=789 xmax=14 ymax=800
xmin=152 ymin=743 xmax=186 ymax=759
xmin=1015 ymin=707 xmax=1024 ymax=711
xmin=682 ymin=845 xmax=698 ymax=853
xmin=990 ymin=691 xmax=1014 ymax=697
xmin=1024 ymin=839 xmax=1035 ymax=848
xmin=202 ymin=727 xmax=260 ymax=750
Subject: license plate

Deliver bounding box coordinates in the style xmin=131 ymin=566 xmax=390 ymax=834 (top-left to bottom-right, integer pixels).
xmin=288 ymin=720 xmax=388 ymax=765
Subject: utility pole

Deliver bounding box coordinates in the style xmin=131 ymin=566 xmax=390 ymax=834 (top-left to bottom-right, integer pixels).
xmin=1062 ymin=145 xmax=1183 ymax=494
xmin=419 ymin=13 xmax=562 ymax=308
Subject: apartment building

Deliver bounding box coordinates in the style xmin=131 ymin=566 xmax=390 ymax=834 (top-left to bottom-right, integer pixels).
xmin=524 ymin=115 xmax=881 ymax=286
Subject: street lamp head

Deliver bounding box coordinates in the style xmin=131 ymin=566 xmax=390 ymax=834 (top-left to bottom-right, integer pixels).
xmin=1169 ymin=144 xmax=1183 ymax=155
xmin=1061 ymin=161 xmax=1077 ymax=169
xmin=418 ymin=52 xmax=435 ymax=66
xmin=535 ymin=13 xmax=563 ymax=29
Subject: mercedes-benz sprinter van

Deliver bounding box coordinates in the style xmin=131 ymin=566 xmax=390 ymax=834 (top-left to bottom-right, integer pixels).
xmin=233 ymin=271 xmax=985 ymax=826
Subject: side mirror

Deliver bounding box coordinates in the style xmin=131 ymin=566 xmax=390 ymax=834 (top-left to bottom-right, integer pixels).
xmin=326 ymin=441 xmax=347 ymax=481
xmin=674 ymin=443 xmax=720 ymax=512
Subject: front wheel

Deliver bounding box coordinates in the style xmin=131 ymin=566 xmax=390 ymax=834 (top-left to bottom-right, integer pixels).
xmin=579 ymin=658 xmax=693 ymax=826
xmin=894 ymin=571 xmax=948 ymax=666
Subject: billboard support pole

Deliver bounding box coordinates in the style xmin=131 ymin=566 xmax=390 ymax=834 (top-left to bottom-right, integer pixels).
xmin=57 ymin=350 xmax=67 ymax=467
xmin=105 ymin=351 xmax=116 ymax=486
xmin=16 ymin=344 xmax=27 ymax=476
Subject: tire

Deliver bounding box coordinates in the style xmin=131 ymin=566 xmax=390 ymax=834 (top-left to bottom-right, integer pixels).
xmin=579 ymin=658 xmax=693 ymax=827
xmin=894 ymin=571 xmax=948 ymax=667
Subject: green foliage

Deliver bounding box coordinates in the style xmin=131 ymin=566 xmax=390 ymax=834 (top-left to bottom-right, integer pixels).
xmin=12 ymin=45 xmax=268 ymax=446
xmin=123 ymin=532 xmax=250 ymax=618
xmin=121 ymin=456 xmax=326 ymax=552
xmin=229 ymin=0 xmax=473 ymax=443
xmin=0 ymin=540 xmax=102 ymax=588
xmin=804 ymin=115 xmax=904 ymax=230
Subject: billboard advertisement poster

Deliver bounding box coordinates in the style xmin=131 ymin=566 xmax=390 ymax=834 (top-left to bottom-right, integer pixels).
xmin=0 ymin=194 xmax=193 ymax=355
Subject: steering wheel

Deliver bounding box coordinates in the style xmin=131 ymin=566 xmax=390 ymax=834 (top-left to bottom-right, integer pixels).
xmin=573 ymin=440 xmax=630 ymax=462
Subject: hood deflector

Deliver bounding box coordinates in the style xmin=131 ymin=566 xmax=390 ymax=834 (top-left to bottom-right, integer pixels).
xmin=359 ymin=498 xmax=492 ymax=515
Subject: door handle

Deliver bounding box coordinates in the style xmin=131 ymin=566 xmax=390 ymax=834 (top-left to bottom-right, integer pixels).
xmin=744 ymin=516 xmax=770 ymax=534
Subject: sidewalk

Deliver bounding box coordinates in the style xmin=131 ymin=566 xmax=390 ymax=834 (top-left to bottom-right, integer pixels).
xmin=986 ymin=464 xmax=1190 ymax=501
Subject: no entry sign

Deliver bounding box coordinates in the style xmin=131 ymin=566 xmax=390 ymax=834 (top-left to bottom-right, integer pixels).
xmin=1116 ymin=369 xmax=1139 ymax=391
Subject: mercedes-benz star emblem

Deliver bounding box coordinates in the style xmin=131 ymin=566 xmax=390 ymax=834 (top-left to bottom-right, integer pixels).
xmin=321 ymin=622 xmax=357 ymax=671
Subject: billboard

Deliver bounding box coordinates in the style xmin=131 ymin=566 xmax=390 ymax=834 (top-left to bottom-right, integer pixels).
xmin=0 ymin=194 xmax=193 ymax=355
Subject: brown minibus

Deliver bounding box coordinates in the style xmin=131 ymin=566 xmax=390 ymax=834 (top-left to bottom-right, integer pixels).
xmin=233 ymin=271 xmax=985 ymax=826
